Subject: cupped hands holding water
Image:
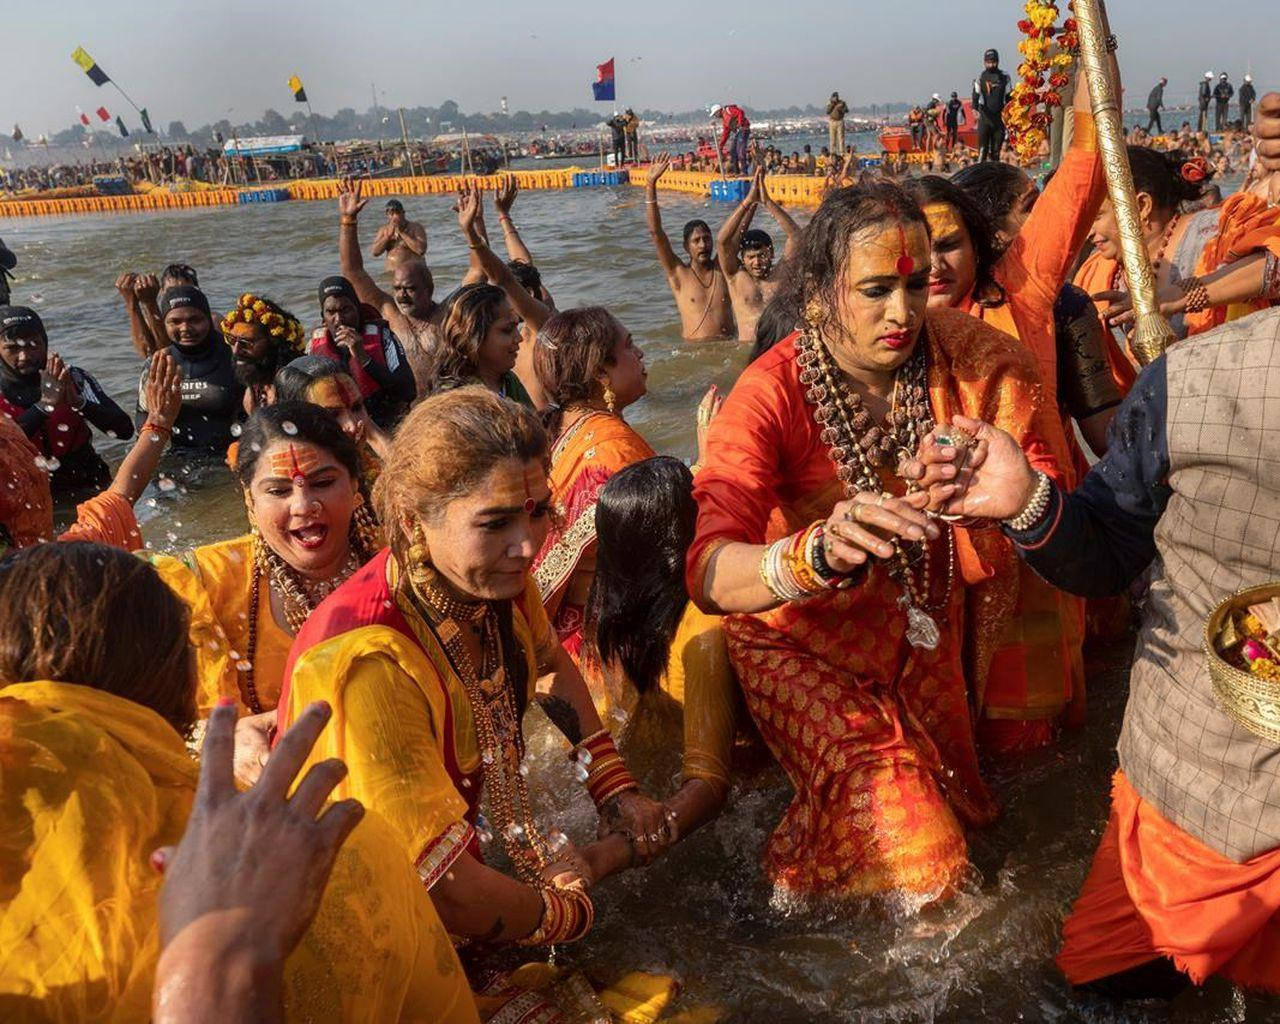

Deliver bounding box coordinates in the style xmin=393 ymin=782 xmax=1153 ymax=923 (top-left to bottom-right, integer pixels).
xmin=902 ymin=416 xmax=1040 ymax=522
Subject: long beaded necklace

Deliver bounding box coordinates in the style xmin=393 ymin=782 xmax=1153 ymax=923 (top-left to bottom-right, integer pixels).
xmin=795 ymin=327 xmax=955 ymax=649
xmin=402 ymin=570 xmax=551 ymax=884
xmin=241 ymin=538 xmax=360 ymax=715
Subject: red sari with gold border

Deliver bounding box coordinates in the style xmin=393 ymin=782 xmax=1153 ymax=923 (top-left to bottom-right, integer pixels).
xmin=686 ymin=309 xmax=1060 ymax=899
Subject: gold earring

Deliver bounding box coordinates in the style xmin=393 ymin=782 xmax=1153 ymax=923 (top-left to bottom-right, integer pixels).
xmin=602 ymin=381 xmax=617 ymax=415
xmin=404 ymin=522 xmax=434 ymax=587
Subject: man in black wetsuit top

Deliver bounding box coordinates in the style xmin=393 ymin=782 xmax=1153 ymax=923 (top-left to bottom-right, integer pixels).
xmin=1213 ymin=73 xmax=1234 ymax=130
xmin=0 ymin=305 xmax=133 ymax=492
xmin=945 ymin=92 xmax=966 ymax=151
xmin=973 ymin=48 xmax=1012 ymax=162
xmin=136 ymin=285 xmax=242 ymax=451
xmin=1146 ymin=78 xmax=1167 ymax=134
xmin=1240 ymin=75 xmax=1257 ymax=126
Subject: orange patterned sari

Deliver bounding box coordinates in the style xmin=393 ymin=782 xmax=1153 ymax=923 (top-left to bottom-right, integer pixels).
xmin=687 ymin=309 xmax=1059 ymax=899
xmin=532 ymin=411 xmax=654 ymax=661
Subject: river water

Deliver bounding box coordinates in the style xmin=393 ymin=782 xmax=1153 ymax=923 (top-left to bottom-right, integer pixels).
xmin=4 ymin=187 xmax=1276 ymax=1022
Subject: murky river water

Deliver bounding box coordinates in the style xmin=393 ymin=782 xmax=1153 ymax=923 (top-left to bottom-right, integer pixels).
xmin=4 ymin=185 xmax=1275 ymax=1022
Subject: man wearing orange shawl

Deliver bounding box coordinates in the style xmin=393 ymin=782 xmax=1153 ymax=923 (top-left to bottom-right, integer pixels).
xmin=689 ymin=301 xmax=1060 ymax=899
xmin=922 ymin=307 xmax=1280 ymax=998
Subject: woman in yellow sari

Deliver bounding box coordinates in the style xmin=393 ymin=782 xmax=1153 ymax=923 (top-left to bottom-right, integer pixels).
xmin=280 ymin=388 xmax=677 ymax=1021
xmin=530 ymin=307 xmax=652 ymax=667
xmin=149 ymin=402 xmax=380 ymax=781
xmin=0 ymin=541 xmax=476 ymax=1023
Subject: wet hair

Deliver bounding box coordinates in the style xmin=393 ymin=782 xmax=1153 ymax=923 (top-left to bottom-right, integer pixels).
xmin=778 ymin=180 xmax=930 ymax=324
xmin=162 ymin=262 xmax=198 ymax=286
xmin=385 ymin=199 xmax=405 ymax=214
xmin=586 ymin=457 xmax=695 ymax=695
xmin=373 ymin=386 xmax=546 ymax=530
xmin=752 ymin=291 xmax=801 ymax=362
xmin=507 ymin=259 xmax=543 ymax=297
xmin=533 ymin=307 xmax=621 ymax=436
xmin=950 ymin=161 xmax=1032 ymax=233
xmin=0 ymin=542 xmax=196 ymax=737
xmin=740 ymin=228 xmax=773 ymax=253
xmin=233 ymin=400 xmax=362 ymax=488
xmin=433 ymin=282 xmax=508 ymax=388
xmin=902 ymin=175 xmax=1004 ymax=306
xmin=273 ymin=355 xmax=354 ymax=404
xmin=682 ymin=219 xmax=711 ymax=247
xmin=1126 ymin=145 xmax=1211 ymax=212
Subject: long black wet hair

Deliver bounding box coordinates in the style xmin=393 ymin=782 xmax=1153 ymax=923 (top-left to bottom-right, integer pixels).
xmin=751 ymin=291 xmax=801 ymax=362
xmin=950 ymin=162 xmax=1032 ymax=236
xmin=233 ymin=401 xmax=362 ymax=487
xmin=586 ymin=456 xmax=696 ymax=695
xmin=902 ymin=175 xmax=1005 ymax=307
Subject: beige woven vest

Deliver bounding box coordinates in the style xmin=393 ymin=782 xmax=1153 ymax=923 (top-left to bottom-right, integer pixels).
xmin=1117 ymin=308 xmax=1280 ymax=862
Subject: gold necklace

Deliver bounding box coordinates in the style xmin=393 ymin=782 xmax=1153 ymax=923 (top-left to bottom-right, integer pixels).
xmin=402 ymin=570 xmax=550 ymax=883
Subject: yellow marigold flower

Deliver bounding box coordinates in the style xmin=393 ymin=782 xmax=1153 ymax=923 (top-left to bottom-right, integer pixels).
xmin=252 ymin=300 xmax=266 ymax=313
xmin=240 ymin=293 xmax=254 ymax=306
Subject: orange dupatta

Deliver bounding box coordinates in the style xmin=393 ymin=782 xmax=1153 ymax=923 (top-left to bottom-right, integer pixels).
xmin=532 ymin=412 xmax=654 ymax=625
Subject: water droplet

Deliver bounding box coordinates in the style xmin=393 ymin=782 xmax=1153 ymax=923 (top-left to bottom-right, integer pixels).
xmin=460 ymin=777 xmax=471 ymax=788
xmin=236 ymin=660 xmax=252 ymax=671
xmin=548 ymin=828 xmax=568 ymax=852
xmin=228 ymin=650 xmax=240 ymax=661
xmin=146 ymin=498 xmax=158 ymax=508
xmin=281 ymin=420 xmax=298 ymax=436
xmin=230 ymin=422 xmax=243 ymax=437
xmin=157 ymin=476 xmax=176 ymax=492
xmin=518 ymin=762 xmax=530 ymax=777
xmin=55 ymin=422 xmax=70 ymax=433
xmin=147 ymin=433 xmax=162 ymax=444
xmin=44 ymin=457 xmax=60 ymax=472
xmin=503 ymin=822 xmax=526 ymax=843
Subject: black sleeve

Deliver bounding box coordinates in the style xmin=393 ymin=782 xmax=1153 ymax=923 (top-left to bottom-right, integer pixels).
xmin=0 ymin=238 xmax=15 ymax=272
xmin=1007 ymin=357 xmax=1171 ymax=597
xmin=369 ymin=327 xmax=416 ymax=404
xmin=74 ymin=368 xmax=135 ymax=441
xmin=16 ymin=404 xmax=47 ymax=437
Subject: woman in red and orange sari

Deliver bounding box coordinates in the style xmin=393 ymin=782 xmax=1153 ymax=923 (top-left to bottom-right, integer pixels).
xmin=903 ymin=91 xmax=1104 ymax=753
xmin=530 ymin=307 xmax=653 ymax=669
xmin=1075 ymin=145 xmax=1280 ymax=376
xmin=688 ymin=182 xmax=1060 ymax=902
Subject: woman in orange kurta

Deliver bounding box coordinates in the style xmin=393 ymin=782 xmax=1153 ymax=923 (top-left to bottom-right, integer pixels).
xmin=688 ymin=183 xmax=1059 ymax=901
xmin=530 ymin=307 xmax=652 ymax=668
xmin=903 ymin=106 xmax=1104 ymax=754
xmin=1074 ymin=145 xmax=1280 ymax=379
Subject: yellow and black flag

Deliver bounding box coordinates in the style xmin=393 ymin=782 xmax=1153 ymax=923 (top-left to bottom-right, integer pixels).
xmin=288 ymin=74 xmax=308 ymax=103
xmin=71 ymin=46 xmax=110 ymax=86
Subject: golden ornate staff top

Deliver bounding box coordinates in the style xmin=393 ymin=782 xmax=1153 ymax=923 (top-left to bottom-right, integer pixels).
xmin=1073 ymin=0 xmax=1176 ymax=365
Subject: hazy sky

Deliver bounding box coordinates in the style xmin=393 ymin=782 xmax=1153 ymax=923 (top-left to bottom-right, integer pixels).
xmin=4 ymin=0 xmax=1273 ymax=134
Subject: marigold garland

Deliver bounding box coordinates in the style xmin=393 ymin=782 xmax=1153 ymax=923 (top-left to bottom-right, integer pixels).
xmin=220 ymin=292 xmax=306 ymax=354
xmin=1004 ymin=0 xmax=1077 ymax=163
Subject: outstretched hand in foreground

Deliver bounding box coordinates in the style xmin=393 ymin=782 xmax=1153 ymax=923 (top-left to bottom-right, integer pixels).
xmin=152 ymin=700 xmax=364 ymax=1024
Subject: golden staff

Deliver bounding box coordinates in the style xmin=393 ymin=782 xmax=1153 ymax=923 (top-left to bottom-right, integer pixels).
xmin=1073 ymin=0 xmax=1175 ymax=365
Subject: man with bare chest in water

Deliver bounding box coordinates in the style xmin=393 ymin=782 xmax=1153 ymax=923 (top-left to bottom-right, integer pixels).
xmin=370 ymin=199 xmax=428 ymax=269
xmin=645 ymin=155 xmax=735 ymax=340
xmin=717 ymin=167 xmax=801 ymax=341
xmin=336 ymin=178 xmax=444 ymax=391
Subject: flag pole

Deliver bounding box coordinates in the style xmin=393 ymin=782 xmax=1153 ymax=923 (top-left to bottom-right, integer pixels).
xmin=1074 ymin=0 xmax=1174 ymax=365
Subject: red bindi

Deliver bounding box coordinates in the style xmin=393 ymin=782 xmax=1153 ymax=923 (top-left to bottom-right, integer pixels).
xmin=895 ymin=223 xmax=915 ymax=276
xmin=523 ymin=497 xmax=537 ymax=514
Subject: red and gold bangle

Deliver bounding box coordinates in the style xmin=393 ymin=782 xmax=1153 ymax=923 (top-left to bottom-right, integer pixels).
xmin=571 ymin=729 xmax=638 ymax=808
xmin=518 ymin=881 xmax=595 ymax=946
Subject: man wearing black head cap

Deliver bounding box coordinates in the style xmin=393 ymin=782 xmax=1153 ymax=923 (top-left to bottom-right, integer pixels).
xmin=0 ymin=305 xmax=134 ymax=492
xmin=307 ymin=274 xmax=415 ymax=429
xmin=973 ymin=48 xmax=1012 ymax=161
xmin=716 ymin=167 xmax=801 ymax=342
xmin=370 ymin=198 xmax=427 ymax=270
xmin=136 ymin=285 xmax=242 ymax=451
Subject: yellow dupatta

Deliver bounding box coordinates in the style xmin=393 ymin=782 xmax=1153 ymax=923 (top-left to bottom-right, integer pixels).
xmin=0 ymin=681 xmax=477 ymax=1024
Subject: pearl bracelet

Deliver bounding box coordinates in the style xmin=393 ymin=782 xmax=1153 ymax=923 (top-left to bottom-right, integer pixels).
xmin=1003 ymin=471 xmax=1053 ymax=533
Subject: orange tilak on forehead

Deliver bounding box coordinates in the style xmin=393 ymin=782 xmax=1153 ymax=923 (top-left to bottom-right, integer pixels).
xmin=923 ymin=202 xmax=966 ymax=243
xmin=308 ymin=377 xmax=359 ymax=410
xmin=268 ymin=443 xmax=321 ymax=484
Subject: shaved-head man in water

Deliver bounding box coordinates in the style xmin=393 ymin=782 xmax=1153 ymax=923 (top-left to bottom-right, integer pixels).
xmin=645 ymin=155 xmax=735 ymax=340
xmin=337 ymin=178 xmax=444 ymax=390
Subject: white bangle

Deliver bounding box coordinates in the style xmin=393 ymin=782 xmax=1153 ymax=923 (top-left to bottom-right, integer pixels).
xmin=1003 ymin=471 xmax=1053 ymax=532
